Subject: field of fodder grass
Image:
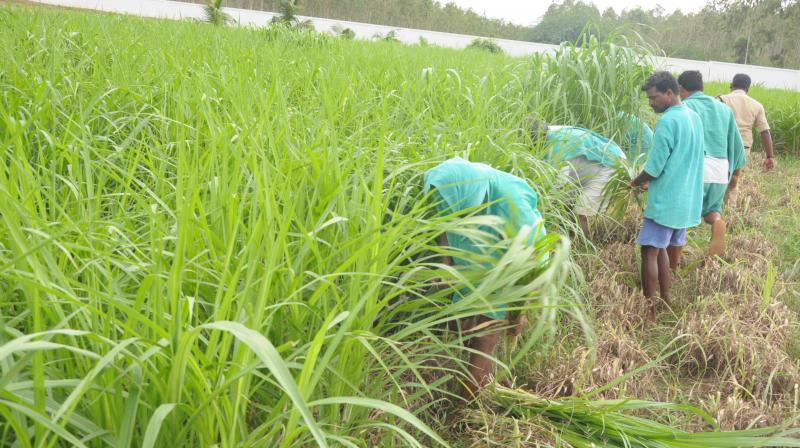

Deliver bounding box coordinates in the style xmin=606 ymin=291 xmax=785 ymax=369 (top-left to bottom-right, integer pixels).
xmin=1 ymin=3 xmax=799 ymax=447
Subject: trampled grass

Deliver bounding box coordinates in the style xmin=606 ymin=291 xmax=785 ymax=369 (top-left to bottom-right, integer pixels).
xmin=1 ymin=4 xmax=799 ymax=448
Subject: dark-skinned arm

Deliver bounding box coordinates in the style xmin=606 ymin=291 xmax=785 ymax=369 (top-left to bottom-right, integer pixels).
xmin=630 ymin=170 xmax=655 ymax=189
xmin=760 ymin=130 xmax=776 ymax=171
xmin=437 ymin=233 xmax=453 ymax=267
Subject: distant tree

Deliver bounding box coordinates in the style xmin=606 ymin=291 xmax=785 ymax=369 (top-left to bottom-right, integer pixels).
xmin=467 ymin=38 xmax=503 ymax=54
xmin=204 ymin=0 xmax=233 ymax=25
xmin=332 ymin=25 xmax=356 ymax=39
xmin=528 ymin=1 xmax=604 ymax=43
xmin=373 ymin=30 xmax=400 ymax=43
xmin=272 ymin=0 xmax=314 ymax=30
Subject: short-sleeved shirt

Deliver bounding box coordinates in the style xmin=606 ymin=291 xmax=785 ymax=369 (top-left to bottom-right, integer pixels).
xmin=544 ymin=126 xmax=626 ymax=168
xmin=642 ymin=104 xmax=705 ymax=229
xmin=618 ymin=112 xmax=654 ymax=158
xmin=683 ymin=92 xmax=747 ymax=180
xmin=423 ymin=157 xmax=546 ymax=266
xmin=718 ymin=89 xmax=770 ymax=148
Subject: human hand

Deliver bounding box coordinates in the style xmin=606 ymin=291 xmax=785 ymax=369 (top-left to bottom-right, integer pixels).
xmin=763 ymin=157 xmax=776 ymax=171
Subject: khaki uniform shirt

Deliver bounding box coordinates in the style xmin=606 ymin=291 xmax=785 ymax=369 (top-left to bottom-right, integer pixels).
xmin=718 ymin=89 xmax=770 ymax=150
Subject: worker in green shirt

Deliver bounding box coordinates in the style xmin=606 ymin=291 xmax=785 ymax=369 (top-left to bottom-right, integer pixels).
xmin=630 ymin=72 xmax=705 ymax=320
xmin=424 ymin=157 xmax=548 ymax=399
xmin=678 ymin=70 xmax=746 ymax=258
xmin=529 ymin=122 xmax=626 ymax=237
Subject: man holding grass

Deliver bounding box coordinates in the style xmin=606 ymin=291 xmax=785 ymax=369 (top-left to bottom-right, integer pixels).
xmin=678 ymin=70 xmax=746 ymax=258
xmin=529 ymin=121 xmax=626 ymax=237
xmin=630 ymin=72 xmax=704 ymax=319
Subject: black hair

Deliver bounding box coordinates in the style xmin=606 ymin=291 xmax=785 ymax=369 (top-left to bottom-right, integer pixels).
xmin=731 ymin=73 xmax=752 ymax=90
xmin=641 ymin=71 xmax=679 ymax=95
xmin=677 ymin=70 xmax=703 ymax=92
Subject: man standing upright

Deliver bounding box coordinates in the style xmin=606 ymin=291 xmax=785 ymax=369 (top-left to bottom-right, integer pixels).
xmin=630 ymin=72 xmax=704 ymax=320
xmin=678 ymin=70 xmax=746 ymax=258
xmin=718 ymin=73 xmax=776 ymax=200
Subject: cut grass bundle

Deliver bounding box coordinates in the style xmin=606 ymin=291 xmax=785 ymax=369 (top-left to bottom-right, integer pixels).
xmin=491 ymin=386 xmax=800 ymax=448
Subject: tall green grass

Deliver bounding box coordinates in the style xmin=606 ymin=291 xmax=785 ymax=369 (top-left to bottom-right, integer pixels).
xmin=2 ymin=5 xmax=796 ymax=447
xmin=0 ymin=6 xmax=587 ymax=447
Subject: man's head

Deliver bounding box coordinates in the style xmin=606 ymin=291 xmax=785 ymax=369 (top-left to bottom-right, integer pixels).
xmin=527 ymin=116 xmax=549 ymax=143
xmin=677 ymin=70 xmax=704 ymax=99
xmin=641 ymin=71 xmax=681 ymax=114
xmin=731 ymin=73 xmax=751 ymax=92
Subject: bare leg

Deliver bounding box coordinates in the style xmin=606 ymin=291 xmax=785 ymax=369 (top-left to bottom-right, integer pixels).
xmin=725 ymin=169 xmax=741 ymax=204
xmin=578 ymin=214 xmax=590 ymax=237
xmin=704 ymin=212 xmax=726 ymax=257
xmin=657 ymin=248 xmax=671 ymax=301
xmin=666 ymin=245 xmax=682 ymax=272
xmin=460 ymin=317 xmax=502 ymax=401
xmin=640 ymin=245 xmax=660 ymax=321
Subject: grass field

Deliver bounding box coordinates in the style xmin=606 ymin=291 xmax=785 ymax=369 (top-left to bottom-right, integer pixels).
xmin=1 ymin=4 xmax=799 ymax=447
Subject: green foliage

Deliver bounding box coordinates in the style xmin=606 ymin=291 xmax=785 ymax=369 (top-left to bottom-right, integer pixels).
xmin=374 ymin=29 xmax=400 ymax=42
xmin=332 ymin=25 xmax=355 ymax=39
xmin=0 ymin=5 xmax=586 ymax=446
xmin=527 ymin=0 xmax=605 ymax=44
xmin=494 ymin=386 xmax=800 ymax=447
xmin=467 ymin=38 xmax=504 ymax=54
xmin=270 ymin=0 xmax=313 ymax=30
xmin=528 ymin=0 xmax=800 ymax=69
xmin=525 ymin=32 xmax=654 ymax=141
xmin=204 ymin=0 xmax=233 ymax=25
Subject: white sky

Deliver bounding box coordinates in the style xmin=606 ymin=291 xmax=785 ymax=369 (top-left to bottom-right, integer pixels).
xmin=447 ymin=1 xmax=708 ymax=26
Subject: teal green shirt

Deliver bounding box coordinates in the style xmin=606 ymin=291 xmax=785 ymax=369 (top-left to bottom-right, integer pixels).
xmin=643 ymin=105 xmax=705 ymax=229
xmin=424 ymin=157 xmax=547 ymax=320
xmin=423 ymin=157 xmax=546 ymax=265
xmin=544 ymin=127 xmax=626 ymax=168
xmin=619 ymin=112 xmax=654 ymax=158
xmin=683 ymin=92 xmax=747 ymax=176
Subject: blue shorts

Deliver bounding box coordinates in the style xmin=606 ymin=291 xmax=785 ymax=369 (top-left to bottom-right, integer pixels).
xmin=635 ymin=218 xmax=686 ymax=248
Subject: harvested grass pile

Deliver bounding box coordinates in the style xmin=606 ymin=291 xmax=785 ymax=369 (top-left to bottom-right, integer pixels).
xmin=674 ymin=292 xmax=798 ymax=397
xmin=698 ymin=391 xmax=800 ymax=431
xmin=465 ymin=386 xmax=800 ymax=448
xmin=525 ymin=324 xmax=655 ymax=399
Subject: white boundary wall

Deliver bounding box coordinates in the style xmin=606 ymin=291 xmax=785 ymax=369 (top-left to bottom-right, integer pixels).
xmin=32 ymin=0 xmax=800 ymax=91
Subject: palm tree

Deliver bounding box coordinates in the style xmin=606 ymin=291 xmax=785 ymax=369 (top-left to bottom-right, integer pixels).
xmin=271 ymin=0 xmax=313 ymax=30
xmin=204 ymin=0 xmax=233 ymax=26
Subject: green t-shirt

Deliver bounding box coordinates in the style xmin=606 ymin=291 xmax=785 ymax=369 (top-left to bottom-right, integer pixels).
xmin=423 ymin=157 xmax=546 ymax=265
xmin=544 ymin=126 xmax=626 ymax=168
xmin=643 ymin=104 xmax=705 ymax=229
xmin=683 ymin=92 xmax=747 ymax=176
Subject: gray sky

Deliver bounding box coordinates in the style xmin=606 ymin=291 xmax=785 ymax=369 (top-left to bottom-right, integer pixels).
xmin=448 ymin=1 xmax=708 ymax=26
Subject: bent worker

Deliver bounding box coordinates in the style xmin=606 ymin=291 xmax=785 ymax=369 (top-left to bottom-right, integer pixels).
xmin=630 ymin=72 xmax=704 ymax=319
xmin=424 ymin=156 xmax=547 ymax=399
xmin=718 ymin=73 xmax=776 ymax=201
xmin=529 ymin=120 xmax=626 ymax=237
xmin=679 ymin=70 xmax=746 ymax=258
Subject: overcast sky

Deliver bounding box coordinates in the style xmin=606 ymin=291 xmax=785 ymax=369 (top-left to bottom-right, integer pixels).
xmin=448 ymin=1 xmax=708 ymax=26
